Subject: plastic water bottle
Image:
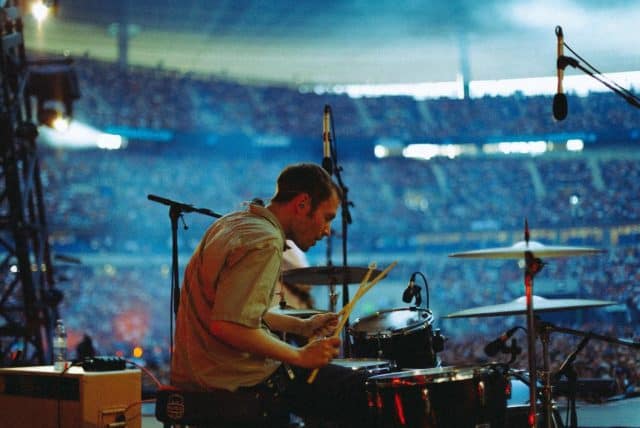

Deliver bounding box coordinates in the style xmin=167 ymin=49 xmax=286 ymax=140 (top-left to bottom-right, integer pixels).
xmin=53 ymin=319 xmax=67 ymax=371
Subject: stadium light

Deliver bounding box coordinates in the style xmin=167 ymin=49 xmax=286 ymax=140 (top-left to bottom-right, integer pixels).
xmin=374 ymin=145 xmax=390 ymax=158
xmin=31 ymin=1 xmax=49 ymax=22
xmin=31 ymin=0 xmax=58 ymax=22
xmin=566 ymin=139 xmax=584 ymax=151
xmin=25 ymin=60 xmax=80 ymax=129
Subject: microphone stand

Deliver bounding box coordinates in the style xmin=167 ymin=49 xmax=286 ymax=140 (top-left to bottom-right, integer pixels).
xmin=553 ymin=334 xmax=591 ymax=428
xmin=558 ymin=55 xmax=640 ymax=109
xmin=556 ymin=27 xmax=640 ymax=110
xmin=147 ymin=194 xmax=221 ymax=361
xmin=537 ymin=319 xmax=640 ymax=428
xmin=325 ymin=108 xmax=354 ymax=357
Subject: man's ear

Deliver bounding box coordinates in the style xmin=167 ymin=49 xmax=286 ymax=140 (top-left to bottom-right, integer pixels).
xmin=293 ymin=193 xmax=310 ymax=212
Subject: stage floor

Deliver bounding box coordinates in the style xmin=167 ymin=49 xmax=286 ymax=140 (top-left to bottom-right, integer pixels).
xmin=559 ymin=396 xmax=640 ymax=427
xmin=141 ymin=397 xmax=640 ymax=427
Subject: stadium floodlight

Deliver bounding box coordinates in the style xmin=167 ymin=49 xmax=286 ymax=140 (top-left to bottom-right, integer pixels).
xmin=30 ymin=0 xmax=58 ymax=22
xmin=31 ymin=1 xmax=49 ymax=22
xmin=25 ymin=59 xmax=80 ymax=129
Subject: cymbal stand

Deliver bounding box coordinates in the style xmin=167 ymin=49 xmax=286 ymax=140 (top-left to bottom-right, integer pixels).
xmin=523 ymin=219 xmax=546 ymax=427
xmin=537 ymin=319 xmax=555 ymax=428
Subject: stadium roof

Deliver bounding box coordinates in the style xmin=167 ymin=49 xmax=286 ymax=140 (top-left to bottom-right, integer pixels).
xmin=21 ymin=0 xmax=640 ymax=85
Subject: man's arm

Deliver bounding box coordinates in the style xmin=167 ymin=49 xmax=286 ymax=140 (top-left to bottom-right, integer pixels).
xmin=263 ymin=311 xmax=306 ymax=336
xmin=264 ymin=310 xmax=338 ymax=338
xmin=211 ymin=320 xmax=340 ymax=369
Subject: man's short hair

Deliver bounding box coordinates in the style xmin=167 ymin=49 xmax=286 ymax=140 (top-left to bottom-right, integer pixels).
xmin=271 ymin=163 xmax=341 ymax=212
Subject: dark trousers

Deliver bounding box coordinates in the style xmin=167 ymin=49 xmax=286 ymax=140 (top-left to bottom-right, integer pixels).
xmin=184 ymin=363 xmax=374 ymax=428
xmin=227 ymin=363 xmax=374 ymax=427
xmin=282 ymin=364 xmax=375 ymax=427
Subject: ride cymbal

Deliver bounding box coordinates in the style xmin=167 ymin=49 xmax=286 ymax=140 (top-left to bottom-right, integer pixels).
xmin=445 ymin=295 xmax=616 ymax=318
xmin=449 ymin=240 xmax=604 ymax=259
xmin=281 ymin=266 xmax=383 ymax=285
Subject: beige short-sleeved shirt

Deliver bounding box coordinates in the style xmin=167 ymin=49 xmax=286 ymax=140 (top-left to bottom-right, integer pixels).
xmin=171 ymin=204 xmax=285 ymax=391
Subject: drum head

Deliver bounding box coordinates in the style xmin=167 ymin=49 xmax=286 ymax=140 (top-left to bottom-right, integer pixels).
xmin=368 ymin=366 xmax=476 ymax=387
xmin=332 ymin=358 xmax=394 ymax=376
xmin=350 ymin=307 xmax=433 ymax=337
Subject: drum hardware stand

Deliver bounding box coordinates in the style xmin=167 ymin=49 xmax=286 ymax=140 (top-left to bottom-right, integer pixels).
xmin=536 ymin=319 xmax=556 ymax=428
xmin=523 ymin=220 xmax=547 ymax=427
xmin=431 ymin=329 xmax=446 ymax=367
xmin=448 ymin=220 xmax=606 ymax=427
xmin=328 ymin=282 xmax=339 ymax=314
xmin=537 ymin=319 xmax=640 ymax=428
xmin=147 ymin=194 xmax=221 ymax=362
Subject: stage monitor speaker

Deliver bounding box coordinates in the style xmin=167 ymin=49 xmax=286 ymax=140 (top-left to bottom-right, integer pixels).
xmin=0 ymin=365 xmax=141 ymax=428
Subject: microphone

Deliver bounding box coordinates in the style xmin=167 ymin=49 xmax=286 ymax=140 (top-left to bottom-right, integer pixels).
xmin=402 ymin=273 xmax=416 ymax=303
xmin=554 ymin=334 xmax=591 ymax=381
xmin=322 ymin=104 xmax=333 ymax=175
xmin=484 ymin=327 xmax=519 ymax=357
xmin=553 ymin=25 xmax=568 ymax=121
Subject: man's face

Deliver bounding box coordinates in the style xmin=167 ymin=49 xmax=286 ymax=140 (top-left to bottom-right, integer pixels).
xmin=293 ymin=192 xmax=339 ymax=251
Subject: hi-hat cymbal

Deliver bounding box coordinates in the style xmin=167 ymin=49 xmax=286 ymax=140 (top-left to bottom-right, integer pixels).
xmin=449 ymin=240 xmax=604 ymax=259
xmin=281 ymin=266 xmax=383 ymax=285
xmin=445 ymin=295 xmax=616 ymax=318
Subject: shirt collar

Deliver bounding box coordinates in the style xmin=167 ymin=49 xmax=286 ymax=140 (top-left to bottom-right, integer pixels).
xmin=248 ymin=203 xmax=288 ymax=250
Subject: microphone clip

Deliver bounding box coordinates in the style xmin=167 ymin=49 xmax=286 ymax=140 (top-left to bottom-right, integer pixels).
xmin=557 ymin=55 xmax=579 ymax=71
xmin=402 ymin=277 xmax=422 ymax=306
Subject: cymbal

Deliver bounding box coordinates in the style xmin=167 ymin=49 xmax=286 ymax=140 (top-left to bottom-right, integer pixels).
xmin=445 ymin=295 xmax=616 ymax=318
xmin=281 ymin=266 xmax=383 ymax=285
xmin=449 ymin=240 xmax=604 ymax=259
xmin=269 ymin=307 xmax=327 ymax=318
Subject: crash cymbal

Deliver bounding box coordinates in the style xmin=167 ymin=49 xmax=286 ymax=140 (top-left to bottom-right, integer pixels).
xmin=269 ymin=307 xmax=327 ymax=318
xmin=449 ymin=240 xmax=604 ymax=259
xmin=445 ymin=295 xmax=616 ymax=318
xmin=281 ymin=266 xmax=383 ymax=285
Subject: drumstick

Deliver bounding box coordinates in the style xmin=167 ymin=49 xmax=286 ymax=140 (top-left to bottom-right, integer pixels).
xmin=303 ymin=263 xmax=376 ymax=367
xmin=307 ymin=261 xmax=397 ymax=383
xmin=338 ymin=261 xmax=397 ymax=317
xmin=337 ymin=263 xmax=377 ymax=318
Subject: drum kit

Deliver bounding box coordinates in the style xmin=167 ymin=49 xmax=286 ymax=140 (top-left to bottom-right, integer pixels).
xmin=279 ymin=226 xmax=631 ymax=428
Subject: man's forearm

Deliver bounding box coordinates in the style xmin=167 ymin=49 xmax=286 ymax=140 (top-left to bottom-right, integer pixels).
xmin=210 ymin=319 xmax=302 ymax=365
xmin=263 ymin=310 xmax=306 ymax=335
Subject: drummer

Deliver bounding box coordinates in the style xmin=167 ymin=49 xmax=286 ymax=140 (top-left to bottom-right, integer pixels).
xmin=171 ymin=163 xmax=374 ymax=426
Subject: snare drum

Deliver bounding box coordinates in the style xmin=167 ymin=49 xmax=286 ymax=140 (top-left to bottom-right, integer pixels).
xmin=332 ymin=358 xmax=395 ymax=377
xmin=348 ymin=307 xmax=436 ymax=369
xmin=366 ymin=365 xmax=508 ymax=427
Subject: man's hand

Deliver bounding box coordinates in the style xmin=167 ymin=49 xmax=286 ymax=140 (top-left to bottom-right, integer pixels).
xmin=294 ymin=336 xmax=341 ymax=368
xmin=302 ymin=312 xmax=338 ymax=338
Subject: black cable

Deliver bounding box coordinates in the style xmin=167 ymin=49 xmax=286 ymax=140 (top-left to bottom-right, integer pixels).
xmin=57 ymin=361 xmax=82 ymax=428
xmin=564 ymin=41 xmax=640 ymax=108
xmin=564 ymin=42 xmax=640 ymax=102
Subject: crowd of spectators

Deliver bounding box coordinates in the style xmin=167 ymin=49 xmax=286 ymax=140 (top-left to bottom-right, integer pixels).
xmin=32 ymin=57 xmax=640 ymax=398
xmin=71 ymin=56 xmax=640 ymax=142
xmin=39 ymin=147 xmax=640 ymax=255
